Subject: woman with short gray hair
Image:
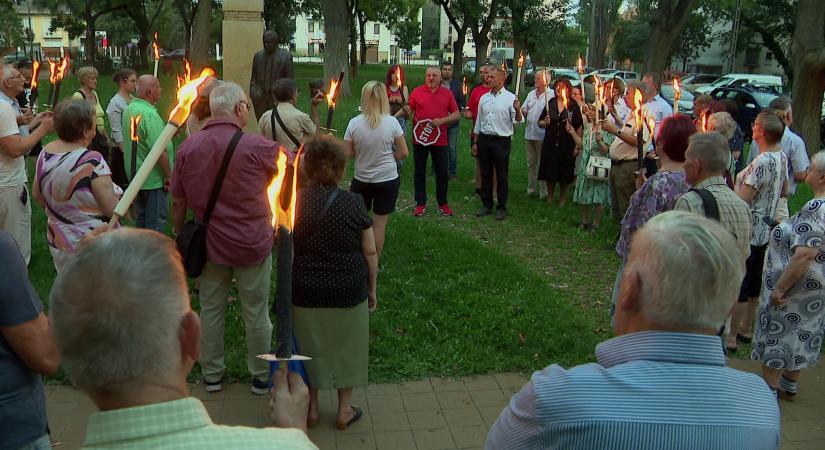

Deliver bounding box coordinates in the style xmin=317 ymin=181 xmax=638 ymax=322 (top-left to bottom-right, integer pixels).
xmin=72 ymin=66 xmax=109 ymax=159
xmin=31 ymin=100 xmax=122 ymax=272
xmin=707 ymin=111 xmax=738 ymax=179
xmin=752 ymin=151 xmax=825 ymax=400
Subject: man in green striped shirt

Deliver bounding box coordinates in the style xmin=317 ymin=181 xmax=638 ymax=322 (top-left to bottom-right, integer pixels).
xmin=50 ymin=229 xmax=317 ymax=449
xmin=122 ymin=75 xmax=174 ymax=233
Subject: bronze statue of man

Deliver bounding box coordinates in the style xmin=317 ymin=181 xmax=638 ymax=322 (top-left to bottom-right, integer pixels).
xmin=250 ymin=30 xmax=294 ymax=121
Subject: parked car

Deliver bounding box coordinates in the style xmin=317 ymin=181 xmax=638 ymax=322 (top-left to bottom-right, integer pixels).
xmin=2 ymin=51 xmax=30 ymax=64
xmin=163 ymin=48 xmax=186 ymax=60
xmin=596 ymin=70 xmax=639 ymax=81
xmin=660 ymin=83 xmax=695 ymax=116
xmin=696 ymin=73 xmax=783 ymax=94
xmin=549 ymin=68 xmax=582 ymax=86
xmin=709 ymin=86 xmax=778 ymax=139
xmin=682 ymin=73 xmax=719 ymax=91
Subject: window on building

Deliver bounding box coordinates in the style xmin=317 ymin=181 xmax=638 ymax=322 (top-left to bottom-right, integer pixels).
xmin=309 ymin=22 xmax=314 ymax=32
xmin=374 ymin=24 xmax=380 ymax=34
xmin=745 ymin=47 xmax=760 ymax=66
xmin=766 ymin=52 xmax=774 ymax=61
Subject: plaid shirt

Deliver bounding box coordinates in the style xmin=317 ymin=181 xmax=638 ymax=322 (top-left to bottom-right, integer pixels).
xmin=674 ymin=175 xmax=752 ymax=260
xmin=82 ymin=397 xmax=317 ymax=449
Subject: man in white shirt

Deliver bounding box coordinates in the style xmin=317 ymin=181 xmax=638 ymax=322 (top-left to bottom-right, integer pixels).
xmin=472 ymin=65 xmax=522 ymax=220
xmin=744 ymin=96 xmax=809 ymax=221
xmin=642 ymin=72 xmax=672 ymax=176
xmin=0 ymin=66 xmax=53 ymax=263
xmin=521 ymin=70 xmax=553 ymax=199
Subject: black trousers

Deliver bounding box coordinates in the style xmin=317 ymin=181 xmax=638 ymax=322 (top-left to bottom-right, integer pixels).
xmin=109 ymin=145 xmax=129 ymax=189
xmin=413 ymin=143 xmax=449 ymax=206
xmin=477 ymin=134 xmax=511 ymax=211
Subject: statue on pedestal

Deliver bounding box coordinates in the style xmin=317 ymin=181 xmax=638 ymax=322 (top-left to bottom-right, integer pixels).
xmin=250 ymin=30 xmax=294 ymax=121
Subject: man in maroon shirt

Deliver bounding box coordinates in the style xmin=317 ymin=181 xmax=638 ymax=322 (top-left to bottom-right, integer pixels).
xmin=408 ymin=66 xmax=460 ymax=216
xmin=171 ymin=82 xmax=280 ymax=396
xmin=466 ymin=64 xmax=493 ymax=195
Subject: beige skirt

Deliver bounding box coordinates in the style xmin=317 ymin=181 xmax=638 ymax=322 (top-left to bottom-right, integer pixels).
xmin=293 ymin=301 xmax=369 ymax=390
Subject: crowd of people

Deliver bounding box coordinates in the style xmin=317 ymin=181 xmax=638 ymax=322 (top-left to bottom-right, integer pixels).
xmin=0 ymin=47 xmax=823 ymax=449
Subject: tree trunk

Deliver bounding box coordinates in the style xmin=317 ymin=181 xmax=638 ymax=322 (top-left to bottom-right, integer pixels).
xmin=174 ymin=0 xmax=193 ymax=57
xmin=511 ymin=38 xmax=527 ymax=96
xmin=84 ymin=2 xmax=96 ymax=65
xmin=320 ymin=0 xmax=351 ymax=97
xmin=358 ymin=10 xmax=367 ymax=66
xmin=453 ymin=24 xmax=467 ymax=80
xmin=189 ymin=0 xmax=212 ymax=67
xmin=641 ymin=0 xmax=698 ymax=74
xmin=348 ymin=3 xmax=358 ymax=78
xmin=790 ymin=0 xmax=825 ymax=153
xmin=589 ymin=0 xmax=609 ymax=68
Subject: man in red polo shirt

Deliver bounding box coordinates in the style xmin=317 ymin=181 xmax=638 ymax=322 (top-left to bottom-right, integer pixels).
xmin=408 ymin=66 xmax=460 ymax=216
xmin=466 ymin=64 xmax=493 ymax=195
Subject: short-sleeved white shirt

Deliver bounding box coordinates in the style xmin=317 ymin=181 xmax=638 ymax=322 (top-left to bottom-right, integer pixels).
xmin=344 ymin=114 xmax=404 ymax=183
xmin=0 ymin=102 xmax=25 ymax=187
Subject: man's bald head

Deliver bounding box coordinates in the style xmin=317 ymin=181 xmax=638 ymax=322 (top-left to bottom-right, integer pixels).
xmin=136 ymin=75 xmax=161 ymax=104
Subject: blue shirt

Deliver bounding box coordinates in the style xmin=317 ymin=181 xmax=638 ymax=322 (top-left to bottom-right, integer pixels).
xmin=485 ymin=331 xmax=780 ymax=450
xmin=0 ymin=232 xmax=47 ymax=449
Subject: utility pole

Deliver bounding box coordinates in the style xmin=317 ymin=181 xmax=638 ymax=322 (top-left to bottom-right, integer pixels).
xmin=587 ymin=0 xmax=596 ymax=67
xmin=728 ymin=0 xmax=742 ymax=73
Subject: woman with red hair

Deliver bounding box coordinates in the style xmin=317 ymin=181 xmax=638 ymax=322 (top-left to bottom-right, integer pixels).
xmin=610 ymin=114 xmax=697 ymax=317
xmin=385 ymin=65 xmax=410 ymax=167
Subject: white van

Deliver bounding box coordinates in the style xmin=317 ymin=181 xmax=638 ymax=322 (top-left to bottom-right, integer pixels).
xmin=695 ymin=73 xmax=783 ymax=94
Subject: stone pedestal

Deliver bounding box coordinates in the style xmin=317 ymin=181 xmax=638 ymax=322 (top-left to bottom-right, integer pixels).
xmin=222 ymin=0 xmax=264 ymax=132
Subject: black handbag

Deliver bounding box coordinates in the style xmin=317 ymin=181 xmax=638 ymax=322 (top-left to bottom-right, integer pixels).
xmin=176 ymin=130 xmax=243 ymax=278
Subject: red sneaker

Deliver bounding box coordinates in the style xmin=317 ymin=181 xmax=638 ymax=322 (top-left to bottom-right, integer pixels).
xmin=413 ymin=204 xmax=427 ymax=216
xmin=438 ymin=204 xmax=454 ymax=216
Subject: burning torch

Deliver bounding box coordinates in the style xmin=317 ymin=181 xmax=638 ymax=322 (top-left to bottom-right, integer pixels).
xmin=28 ymin=60 xmax=40 ymax=111
xmin=153 ymin=32 xmax=160 ymax=78
xmin=108 ymin=66 xmax=217 ymax=228
xmin=324 ymin=71 xmax=345 ymax=133
xmin=514 ymin=52 xmax=525 ymax=98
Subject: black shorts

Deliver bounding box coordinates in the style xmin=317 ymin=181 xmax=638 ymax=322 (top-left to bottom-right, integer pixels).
xmin=350 ymin=177 xmax=400 ymax=215
xmin=739 ymin=244 xmax=768 ymax=302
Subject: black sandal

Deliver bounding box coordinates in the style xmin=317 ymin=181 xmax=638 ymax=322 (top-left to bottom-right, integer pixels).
xmin=736 ymin=333 xmax=752 ymax=344
xmin=336 ymin=405 xmax=363 ymax=431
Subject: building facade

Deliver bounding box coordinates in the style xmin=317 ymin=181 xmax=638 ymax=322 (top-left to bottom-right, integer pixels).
xmin=13 ymin=1 xmax=82 ymax=59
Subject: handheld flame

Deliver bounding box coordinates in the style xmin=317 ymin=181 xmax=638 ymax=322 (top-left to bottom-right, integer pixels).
xmin=169 ymin=64 xmax=216 ymax=126
xmin=700 ymin=113 xmax=709 ymax=132
xmin=30 ymin=60 xmax=40 ymax=89
xmin=672 ymin=78 xmax=681 ymax=115
xmin=153 ymin=32 xmax=160 ymax=61
xmin=560 ymin=87 xmax=569 ymax=111
xmin=130 ymin=114 xmax=142 ymax=142
xmin=577 ymin=56 xmax=584 ymax=75
xmin=267 ymin=147 xmax=301 ymax=231
xmin=462 ymin=76 xmax=468 ymax=96
xmin=647 ymin=115 xmax=656 ymax=140
xmin=326 ymin=78 xmax=340 ymax=108
xmin=55 ymin=56 xmax=69 ymax=82
xmin=395 ymin=65 xmax=403 ymax=90
xmin=634 ymin=89 xmax=644 ymax=133
xmin=48 ymin=59 xmax=58 ymax=85
xmin=518 ymin=52 xmax=525 ymax=69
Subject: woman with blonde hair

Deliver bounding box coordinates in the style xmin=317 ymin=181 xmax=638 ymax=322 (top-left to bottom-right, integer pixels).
xmin=72 ymin=66 xmax=109 ymax=159
xmin=343 ymin=80 xmax=409 ymax=258
xmin=708 ymin=111 xmax=739 ymax=180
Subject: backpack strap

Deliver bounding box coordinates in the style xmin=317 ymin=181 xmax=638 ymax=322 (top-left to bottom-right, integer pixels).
xmin=691 ymin=188 xmax=721 ymax=222
xmin=272 ymin=105 xmax=302 ymax=148
xmin=202 ymin=130 xmax=243 ymax=224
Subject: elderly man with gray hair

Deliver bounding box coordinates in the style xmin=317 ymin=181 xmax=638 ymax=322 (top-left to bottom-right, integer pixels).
xmin=485 ymin=211 xmax=779 ymax=450
xmin=675 ymin=131 xmax=752 ymax=260
xmin=49 ymin=229 xmax=317 ymax=449
xmin=172 ymin=81 xmax=282 ymax=396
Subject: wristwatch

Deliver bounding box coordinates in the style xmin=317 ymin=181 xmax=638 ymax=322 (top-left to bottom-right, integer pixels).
xmin=617 ymin=128 xmax=623 ymax=137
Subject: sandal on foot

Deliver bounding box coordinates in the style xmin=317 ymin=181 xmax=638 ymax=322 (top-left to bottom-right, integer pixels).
xmin=736 ymin=333 xmax=752 ymax=343
xmin=336 ymin=405 xmax=363 ymax=431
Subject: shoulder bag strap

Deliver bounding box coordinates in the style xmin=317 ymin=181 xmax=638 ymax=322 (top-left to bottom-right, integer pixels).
xmin=691 ymin=188 xmax=721 ymax=222
xmin=273 ymin=106 xmax=302 ymax=148
xmin=202 ymin=130 xmax=243 ymax=224
xmin=76 ymin=90 xmax=86 ymax=99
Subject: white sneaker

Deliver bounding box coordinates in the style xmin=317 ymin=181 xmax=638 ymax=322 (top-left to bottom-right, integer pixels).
xmin=205 ymin=379 xmax=222 ymax=393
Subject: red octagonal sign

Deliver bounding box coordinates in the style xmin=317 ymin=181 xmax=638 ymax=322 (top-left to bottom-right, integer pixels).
xmin=413 ymin=119 xmax=441 ymax=146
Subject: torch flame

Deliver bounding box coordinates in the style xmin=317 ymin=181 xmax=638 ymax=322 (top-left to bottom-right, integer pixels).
xmin=672 ymin=77 xmax=681 ymax=95
xmin=326 ymin=78 xmax=339 ymax=107
xmin=54 ymin=55 xmax=69 ymax=82
xmin=267 ymin=146 xmax=301 ymax=231
xmin=633 ymin=89 xmax=644 ymax=111
xmin=518 ymin=52 xmax=525 ymax=68
xmin=647 ymin=115 xmax=656 ymax=139
xmin=153 ymin=32 xmax=160 ymax=61
xmin=395 ymin=66 xmax=403 ymax=90
xmin=700 ymin=113 xmax=709 ymax=132
xmin=130 ymin=114 xmax=142 ymax=142
xmin=169 ymin=64 xmax=216 ymax=126
xmin=577 ymin=56 xmax=584 ymax=74
xmin=560 ymin=87 xmax=569 ymax=110
xmin=30 ymin=60 xmax=40 ymax=89
xmin=48 ymin=59 xmax=58 ymax=84
xmin=462 ymin=76 xmax=468 ymax=95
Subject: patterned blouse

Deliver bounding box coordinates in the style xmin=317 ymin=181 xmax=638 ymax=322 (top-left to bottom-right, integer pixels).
xmin=616 ymin=171 xmax=691 ymax=261
xmin=35 ymin=148 xmax=122 ymax=253
xmin=736 ymin=151 xmax=788 ymax=247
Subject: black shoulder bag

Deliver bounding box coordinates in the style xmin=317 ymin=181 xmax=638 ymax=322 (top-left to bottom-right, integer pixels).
xmin=271 ymin=106 xmax=302 ymax=148
xmin=176 ymin=130 xmax=243 ymax=278
xmin=691 ymin=188 xmax=720 ymax=221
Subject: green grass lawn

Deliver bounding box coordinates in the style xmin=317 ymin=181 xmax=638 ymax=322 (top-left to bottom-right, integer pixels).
xmin=30 ymin=62 xmax=814 ymax=384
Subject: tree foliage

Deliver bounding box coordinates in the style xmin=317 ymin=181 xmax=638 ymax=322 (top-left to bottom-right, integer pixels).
xmin=0 ymin=0 xmax=25 ymax=48
xmin=394 ymin=12 xmax=421 ymax=51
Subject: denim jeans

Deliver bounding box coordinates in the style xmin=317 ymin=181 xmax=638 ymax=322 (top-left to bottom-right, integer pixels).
xmin=447 ymin=126 xmax=459 ymax=177
xmin=16 ymin=434 xmax=51 ymax=450
xmin=136 ymin=188 xmax=169 ymax=233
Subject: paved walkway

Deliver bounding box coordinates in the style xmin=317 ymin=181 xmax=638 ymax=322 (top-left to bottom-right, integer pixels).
xmin=46 ymin=359 xmax=823 ymax=450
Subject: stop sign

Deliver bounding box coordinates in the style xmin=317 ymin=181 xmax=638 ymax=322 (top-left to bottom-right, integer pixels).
xmin=412 ymin=119 xmax=441 ymax=146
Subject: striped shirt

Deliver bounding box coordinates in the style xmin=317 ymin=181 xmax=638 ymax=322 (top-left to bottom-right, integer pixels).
xmin=485 ymin=331 xmax=780 ymax=450
xmin=674 ymin=176 xmax=752 ymax=261
xmin=82 ymin=397 xmax=317 ymax=449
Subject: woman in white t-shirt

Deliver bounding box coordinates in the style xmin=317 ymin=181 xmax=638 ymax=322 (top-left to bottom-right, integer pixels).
xmin=344 ymin=81 xmax=409 ymax=258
